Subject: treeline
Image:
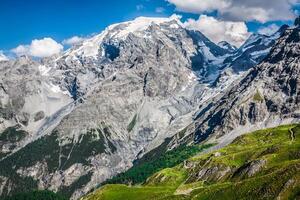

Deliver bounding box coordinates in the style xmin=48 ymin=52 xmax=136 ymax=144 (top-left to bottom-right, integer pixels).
xmin=104 ymin=143 xmax=213 ymax=185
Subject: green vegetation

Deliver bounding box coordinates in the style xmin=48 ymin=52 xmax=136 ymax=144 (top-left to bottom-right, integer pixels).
xmin=0 ymin=127 xmax=27 ymax=143
xmin=83 ymin=124 xmax=300 ymax=200
xmin=178 ymin=128 xmax=187 ymax=139
xmin=3 ymin=190 xmax=67 ymax=200
xmin=0 ymin=131 xmax=60 ymax=174
xmin=85 ymin=184 xmax=176 ymax=200
xmin=104 ymin=143 xmax=213 ymax=185
xmin=253 ymin=90 xmax=264 ymax=102
xmin=0 ymin=132 xmax=60 ymax=197
xmin=0 ymin=127 xmax=116 ymax=199
xmin=60 ymin=128 xmax=112 ymax=170
xmin=127 ymin=114 xmax=137 ymax=132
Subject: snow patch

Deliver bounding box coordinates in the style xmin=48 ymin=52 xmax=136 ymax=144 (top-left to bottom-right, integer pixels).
xmin=44 ymin=82 xmax=70 ymax=96
xmin=111 ymin=16 xmax=182 ymax=39
xmin=63 ymin=15 xmax=182 ymax=59
xmin=250 ymin=48 xmax=271 ymax=59
xmin=38 ymin=65 xmax=51 ymax=76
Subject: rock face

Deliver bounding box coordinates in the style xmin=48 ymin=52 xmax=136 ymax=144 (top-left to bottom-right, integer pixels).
xmin=189 ymin=24 xmax=300 ymax=146
xmin=223 ymin=25 xmax=288 ymax=73
xmin=294 ymin=16 xmax=300 ymax=26
xmin=0 ymin=16 xmax=295 ymax=199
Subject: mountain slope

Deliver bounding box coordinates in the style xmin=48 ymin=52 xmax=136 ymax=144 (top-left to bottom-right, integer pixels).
xmin=0 ymin=16 xmax=241 ymax=199
xmin=83 ymin=124 xmax=300 ymax=200
xmin=223 ymin=25 xmax=288 ymax=73
xmin=0 ymin=16 xmax=293 ymax=200
xmin=189 ymin=24 xmax=300 ymax=146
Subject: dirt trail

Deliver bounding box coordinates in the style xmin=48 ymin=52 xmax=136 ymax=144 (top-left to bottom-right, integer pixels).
xmin=289 ymin=128 xmax=295 ymax=141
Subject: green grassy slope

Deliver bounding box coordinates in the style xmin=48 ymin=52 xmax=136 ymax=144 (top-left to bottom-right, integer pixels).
xmin=104 ymin=144 xmax=213 ymax=185
xmin=83 ymin=124 xmax=300 ymax=200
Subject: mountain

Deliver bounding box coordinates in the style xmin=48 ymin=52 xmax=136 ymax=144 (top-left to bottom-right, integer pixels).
xmin=223 ymin=25 xmax=289 ymax=73
xmin=165 ymin=21 xmax=300 ymax=152
xmin=211 ymin=25 xmax=290 ymax=90
xmin=83 ymin=124 xmax=300 ymax=200
xmin=0 ymin=16 xmax=229 ymax=199
xmin=193 ymin=23 xmax=300 ymax=145
xmin=0 ymin=15 xmax=295 ymax=199
xmin=186 ymin=30 xmax=231 ymax=84
xmin=86 ymin=22 xmax=300 ymax=196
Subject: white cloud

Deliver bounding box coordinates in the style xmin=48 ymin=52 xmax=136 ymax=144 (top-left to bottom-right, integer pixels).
xmin=155 ymin=7 xmax=165 ymax=13
xmin=12 ymin=45 xmax=29 ymax=56
xmin=0 ymin=51 xmax=8 ymax=61
xmin=258 ymin=24 xmax=280 ymax=35
xmin=183 ymin=15 xmax=251 ymax=47
xmin=168 ymin=0 xmax=229 ymax=13
xmin=167 ymin=0 xmax=298 ymax=23
xmin=12 ymin=38 xmax=63 ymax=58
xmin=62 ymin=36 xmax=85 ymax=45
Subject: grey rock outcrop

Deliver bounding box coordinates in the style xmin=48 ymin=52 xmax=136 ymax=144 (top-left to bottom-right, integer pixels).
xmin=223 ymin=25 xmax=288 ymax=73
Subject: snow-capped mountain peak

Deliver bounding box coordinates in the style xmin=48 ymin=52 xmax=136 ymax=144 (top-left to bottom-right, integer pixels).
xmin=240 ymin=24 xmax=288 ymax=52
xmin=62 ymin=15 xmax=182 ymax=59
xmin=107 ymin=15 xmax=182 ymax=39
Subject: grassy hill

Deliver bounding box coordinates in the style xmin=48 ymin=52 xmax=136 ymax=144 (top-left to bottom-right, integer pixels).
xmin=82 ymin=124 xmax=300 ymax=200
xmin=104 ymin=143 xmax=213 ymax=186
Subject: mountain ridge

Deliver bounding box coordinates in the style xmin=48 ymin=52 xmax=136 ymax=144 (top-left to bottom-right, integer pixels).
xmin=0 ymin=15 xmax=298 ymax=199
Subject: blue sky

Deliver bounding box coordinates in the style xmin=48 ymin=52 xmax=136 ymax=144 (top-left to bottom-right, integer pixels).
xmin=0 ymin=0 xmax=299 ymax=54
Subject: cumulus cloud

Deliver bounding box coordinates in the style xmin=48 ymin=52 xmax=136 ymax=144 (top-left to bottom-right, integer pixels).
xmin=168 ymin=0 xmax=298 ymax=23
xmin=12 ymin=45 xmax=28 ymax=56
xmin=12 ymin=38 xmax=63 ymax=58
xmin=0 ymin=51 xmax=8 ymax=61
xmin=168 ymin=0 xmax=229 ymax=14
xmin=62 ymin=36 xmax=85 ymax=45
xmin=258 ymin=24 xmax=280 ymax=35
xmin=183 ymin=15 xmax=250 ymax=47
